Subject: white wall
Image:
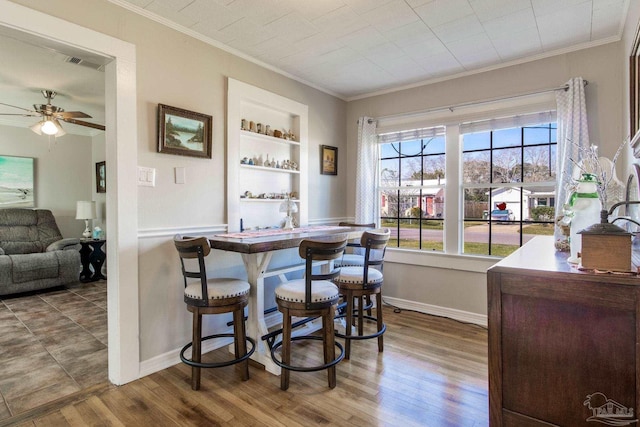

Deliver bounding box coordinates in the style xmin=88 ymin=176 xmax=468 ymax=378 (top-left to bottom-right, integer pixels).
xmin=0 ymin=124 xmax=93 ymax=237
xmin=347 ymin=41 xmax=626 ymax=320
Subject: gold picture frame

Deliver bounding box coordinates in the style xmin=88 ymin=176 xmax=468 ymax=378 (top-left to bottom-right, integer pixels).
xmin=320 ymin=145 xmax=337 ymax=175
xmin=630 ymin=21 xmax=640 ymax=156
xmin=158 ymin=104 xmax=212 ymax=158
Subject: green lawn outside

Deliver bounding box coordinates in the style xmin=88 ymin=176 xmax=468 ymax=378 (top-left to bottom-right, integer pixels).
xmin=389 ymin=238 xmax=518 ymax=257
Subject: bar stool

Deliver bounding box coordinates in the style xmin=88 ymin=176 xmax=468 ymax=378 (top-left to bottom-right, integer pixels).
xmin=334 ymin=228 xmax=390 ymax=360
xmin=270 ymin=236 xmax=348 ymax=390
xmin=174 ymin=235 xmax=255 ymax=390
xmin=335 ymin=222 xmax=376 ymax=268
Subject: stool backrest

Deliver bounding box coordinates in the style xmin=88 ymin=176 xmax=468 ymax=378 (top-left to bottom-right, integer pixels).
xmin=360 ymin=228 xmax=391 ymax=282
xmin=298 ymin=236 xmax=347 ymax=308
xmin=338 ymin=222 xmax=375 ymax=255
xmin=174 ymin=235 xmax=211 ymax=302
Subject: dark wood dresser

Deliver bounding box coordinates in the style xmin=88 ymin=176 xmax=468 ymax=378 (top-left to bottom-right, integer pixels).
xmin=487 ymin=236 xmax=640 ymax=426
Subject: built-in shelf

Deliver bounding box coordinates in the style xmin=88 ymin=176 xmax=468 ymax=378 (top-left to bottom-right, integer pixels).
xmin=239 ymin=164 xmax=300 ymax=174
xmin=240 ymin=129 xmax=300 ymax=146
xmin=240 ymin=198 xmax=300 ymax=203
xmin=227 ymin=78 xmax=308 ymax=232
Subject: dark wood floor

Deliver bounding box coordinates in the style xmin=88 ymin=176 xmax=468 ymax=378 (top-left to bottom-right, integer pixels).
xmin=2 ymin=306 xmax=488 ymax=427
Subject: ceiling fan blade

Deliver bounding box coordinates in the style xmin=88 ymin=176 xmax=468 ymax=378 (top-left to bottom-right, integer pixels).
xmin=0 ymin=101 xmax=38 ymax=113
xmin=0 ymin=113 xmax=41 ymax=117
xmin=58 ymin=111 xmax=92 ymax=119
xmin=62 ymin=118 xmax=105 ymax=131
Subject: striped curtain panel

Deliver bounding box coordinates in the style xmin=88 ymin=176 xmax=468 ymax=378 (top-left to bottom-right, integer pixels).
xmin=355 ymin=117 xmax=379 ymax=225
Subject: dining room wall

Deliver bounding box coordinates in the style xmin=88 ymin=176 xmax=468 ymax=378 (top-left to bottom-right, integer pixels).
xmin=346 ymin=40 xmax=625 ymax=321
xmin=7 ymin=0 xmax=348 ymax=363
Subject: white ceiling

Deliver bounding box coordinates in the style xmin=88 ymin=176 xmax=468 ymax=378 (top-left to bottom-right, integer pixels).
xmin=0 ymin=0 xmax=629 ymax=136
xmin=114 ymin=0 xmax=629 ymax=99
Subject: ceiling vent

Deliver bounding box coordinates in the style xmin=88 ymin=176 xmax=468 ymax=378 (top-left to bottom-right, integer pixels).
xmin=64 ymin=55 xmax=105 ymax=72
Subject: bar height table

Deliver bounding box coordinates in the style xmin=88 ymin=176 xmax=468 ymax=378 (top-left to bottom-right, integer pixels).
xmin=207 ymin=226 xmax=362 ymax=374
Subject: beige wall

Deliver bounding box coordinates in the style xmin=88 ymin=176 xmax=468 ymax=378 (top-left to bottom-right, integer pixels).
xmin=7 ymin=0 xmax=347 ymax=362
xmin=0 ymin=125 xmax=93 ymax=237
xmin=346 ymin=41 xmax=626 ymax=318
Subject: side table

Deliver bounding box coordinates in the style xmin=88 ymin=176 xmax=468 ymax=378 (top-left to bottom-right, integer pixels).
xmin=79 ymin=239 xmax=107 ymax=282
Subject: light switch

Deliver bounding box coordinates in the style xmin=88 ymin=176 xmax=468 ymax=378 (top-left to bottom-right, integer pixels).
xmin=175 ymin=167 xmax=186 ymax=184
xmin=138 ymin=166 xmax=155 ymax=187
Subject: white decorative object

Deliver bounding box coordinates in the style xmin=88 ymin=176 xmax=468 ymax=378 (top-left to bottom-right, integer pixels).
xmin=279 ymin=198 xmax=298 ymax=230
xmin=76 ymin=200 xmax=96 ymax=238
xmin=568 ymin=174 xmax=602 ymax=264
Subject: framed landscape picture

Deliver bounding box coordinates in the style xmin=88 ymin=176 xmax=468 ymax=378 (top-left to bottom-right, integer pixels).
xmin=0 ymin=155 xmax=34 ymax=207
xmin=320 ymin=145 xmax=338 ymax=175
xmin=96 ymin=161 xmax=106 ymax=193
xmin=158 ymin=104 xmax=212 ymax=158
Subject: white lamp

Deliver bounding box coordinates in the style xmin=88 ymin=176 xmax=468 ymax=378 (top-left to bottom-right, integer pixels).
xmin=279 ymin=198 xmax=298 ymax=230
xmin=76 ymin=201 xmax=97 ymax=238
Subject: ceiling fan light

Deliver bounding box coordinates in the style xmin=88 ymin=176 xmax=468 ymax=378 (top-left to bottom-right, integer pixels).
xmin=53 ymin=120 xmax=66 ymax=137
xmin=41 ymin=119 xmax=59 ymax=135
xmin=30 ymin=120 xmax=44 ymax=135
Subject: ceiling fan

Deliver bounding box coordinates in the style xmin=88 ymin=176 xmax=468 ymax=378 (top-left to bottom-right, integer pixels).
xmin=0 ymin=89 xmax=105 ymax=137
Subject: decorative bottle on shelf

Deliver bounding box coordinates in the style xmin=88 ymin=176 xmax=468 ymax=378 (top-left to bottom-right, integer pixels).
xmin=568 ymin=173 xmax=602 ymax=264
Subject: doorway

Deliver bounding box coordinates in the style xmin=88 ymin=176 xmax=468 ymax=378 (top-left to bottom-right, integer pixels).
xmin=0 ymin=0 xmax=140 ymax=390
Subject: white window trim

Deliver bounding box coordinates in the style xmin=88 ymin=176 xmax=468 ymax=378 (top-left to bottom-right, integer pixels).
xmin=376 ymin=92 xmax=557 ymax=266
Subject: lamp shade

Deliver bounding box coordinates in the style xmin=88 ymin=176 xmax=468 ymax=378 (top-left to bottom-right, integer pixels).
xmin=279 ymin=199 xmax=298 ymax=213
xmin=76 ymin=201 xmax=96 ymax=220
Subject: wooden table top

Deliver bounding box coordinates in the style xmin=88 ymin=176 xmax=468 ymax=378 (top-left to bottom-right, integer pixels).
xmin=207 ymin=225 xmax=363 ymax=254
xmin=489 ymin=235 xmax=640 ymax=285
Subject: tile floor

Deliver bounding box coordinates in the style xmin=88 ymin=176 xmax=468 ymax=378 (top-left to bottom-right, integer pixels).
xmin=0 ymin=281 xmax=107 ymax=420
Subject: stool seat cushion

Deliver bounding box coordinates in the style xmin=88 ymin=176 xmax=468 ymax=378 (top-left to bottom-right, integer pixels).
xmin=275 ymin=279 xmax=339 ymax=303
xmin=336 ymin=266 xmax=383 ymax=285
xmin=336 ymin=253 xmax=365 ymax=267
xmin=185 ymin=278 xmax=250 ymax=300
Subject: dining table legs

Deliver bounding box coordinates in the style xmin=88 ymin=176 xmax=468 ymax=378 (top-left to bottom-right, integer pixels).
xmin=240 ymin=252 xmax=282 ymax=375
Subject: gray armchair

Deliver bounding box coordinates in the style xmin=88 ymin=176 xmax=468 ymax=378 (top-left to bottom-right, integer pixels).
xmin=0 ymin=209 xmax=81 ymax=295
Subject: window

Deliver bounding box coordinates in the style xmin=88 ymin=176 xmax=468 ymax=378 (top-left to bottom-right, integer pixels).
xmin=461 ymin=122 xmax=557 ymax=257
xmin=377 ymin=111 xmax=557 ymax=257
xmin=379 ymin=127 xmax=445 ymax=250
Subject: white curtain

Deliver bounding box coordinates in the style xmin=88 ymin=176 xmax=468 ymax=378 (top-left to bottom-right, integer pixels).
xmin=355 ymin=117 xmax=379 ymax=224
xmin=555 ymin=77 xmax=589 ymax=250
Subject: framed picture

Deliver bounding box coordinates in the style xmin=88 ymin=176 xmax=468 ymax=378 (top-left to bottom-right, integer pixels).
xmin=158 ymin=104 xmax=212 ymax=158
xmin=320 ymin=145 xmax=338 ymax=175
xmin=96 ymin=161 xmax=106 ymax=193
xmin=0 ymin=155 xmax=34 ymax=207
xmin=630 ymin=21 xmax=640 ymax=156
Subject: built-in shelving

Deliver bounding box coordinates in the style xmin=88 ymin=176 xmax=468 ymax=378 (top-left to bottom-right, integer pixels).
xmin=227 ymin=78 xmax=308 ymax=232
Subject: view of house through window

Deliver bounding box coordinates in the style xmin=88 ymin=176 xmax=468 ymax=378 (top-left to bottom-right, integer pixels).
xmin=379 ymin=117 xmax=557 ymax=257
xmin=379 ymin=127 xmax=446 ymax=250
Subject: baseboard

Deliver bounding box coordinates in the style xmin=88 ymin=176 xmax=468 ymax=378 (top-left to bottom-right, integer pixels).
xmin=139 ymin=330 xmax=234 ymax=378
xmin=382 ymin=296 xmax=487 ymax=327
xmin=140 ymin=299 xmax=486 ymax=377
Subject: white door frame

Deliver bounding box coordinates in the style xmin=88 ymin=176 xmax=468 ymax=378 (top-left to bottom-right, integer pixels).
xmin=0 ymin=0 xmax=140 ymax=384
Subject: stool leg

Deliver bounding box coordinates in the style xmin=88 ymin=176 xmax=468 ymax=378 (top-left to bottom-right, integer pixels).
xmin=357 ymin=295 xmax=364 ymax=337
xmin=376 ymin=292 xmax=384 ymax=353
xmin=344 ymin=290 xmax=353 ymax=360
xmin=280 ymin=308 xmax=292 ymax=391
xmin=191 ymin=311 xmax=202 ymax=390
xmin=365 ymin=294 xmax=372 ymax=316
xmin=233 ymin=308 xmax=249 ymax=381
xmin=325 ymin=305 xmax=337 ymax=389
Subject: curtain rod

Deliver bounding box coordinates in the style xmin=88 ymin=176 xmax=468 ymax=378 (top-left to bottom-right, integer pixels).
xmin=368 ymin=80 xmax=588 ymax=123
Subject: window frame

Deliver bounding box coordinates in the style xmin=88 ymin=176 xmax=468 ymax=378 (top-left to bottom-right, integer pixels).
xmin=375 ymin=92 xmax=558 ymax=262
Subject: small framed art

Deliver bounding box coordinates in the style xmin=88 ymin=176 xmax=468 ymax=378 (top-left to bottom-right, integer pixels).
xmin=96 ymin=161 xmax=106 ymax=193
xmin=320 ymin=145 xmax=337 ymax=175
xmin=158 ymin=104 xmax=212 ymax=158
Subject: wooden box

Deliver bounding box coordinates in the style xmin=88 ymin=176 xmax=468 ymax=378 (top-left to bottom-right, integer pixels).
xmin=580 ymin=231 xmax=632 ymax=272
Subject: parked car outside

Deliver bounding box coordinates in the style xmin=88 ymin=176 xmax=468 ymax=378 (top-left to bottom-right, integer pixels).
xmin=490 ymin=209 xmax=515 ymax=222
